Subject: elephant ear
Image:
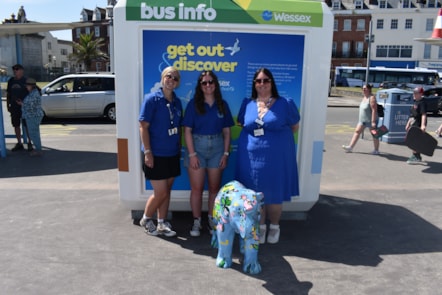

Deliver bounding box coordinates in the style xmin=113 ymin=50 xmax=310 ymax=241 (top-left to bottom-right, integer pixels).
xmin=238 ymin=188 xmax=259 ymax=239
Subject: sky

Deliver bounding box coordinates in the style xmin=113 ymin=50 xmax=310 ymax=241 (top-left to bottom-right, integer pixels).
xmin=1 ymin=0 xmax=112 ymax=41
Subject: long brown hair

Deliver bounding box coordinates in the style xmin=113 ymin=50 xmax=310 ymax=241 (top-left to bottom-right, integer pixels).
xmin=193 ymin=71 xmax=225 ymax=115
xmin=251 ymin=68 xmax=280 ymax=99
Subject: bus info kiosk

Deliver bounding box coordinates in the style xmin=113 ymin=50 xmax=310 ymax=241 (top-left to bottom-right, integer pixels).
xmin=113 ymin=0 xmax=333 ymax=220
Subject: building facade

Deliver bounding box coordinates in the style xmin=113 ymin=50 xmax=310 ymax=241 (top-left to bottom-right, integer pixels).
xmin=329 ymin=0 xmax=442 ymax=73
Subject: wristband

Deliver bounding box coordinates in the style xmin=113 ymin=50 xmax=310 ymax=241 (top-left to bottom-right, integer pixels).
xmin=224 ymin=152 xmax=230 ymax=156
xmin=189 ymin=152 xmax=197 ymax=157
xmin=144 ymin=149 xmax=151 ymax=155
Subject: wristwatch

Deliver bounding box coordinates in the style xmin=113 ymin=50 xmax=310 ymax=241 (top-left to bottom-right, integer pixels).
xmin=224 ymin=152 xmax=230 ymax=156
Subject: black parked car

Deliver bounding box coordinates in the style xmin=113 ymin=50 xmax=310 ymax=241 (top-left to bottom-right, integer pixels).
xmin=422 ymin=87 xmax=442 ymax=115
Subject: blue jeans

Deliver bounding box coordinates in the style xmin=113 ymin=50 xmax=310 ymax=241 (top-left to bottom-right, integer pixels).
xmin=184 ymin=133 xmax=224 ymax=168
xmin=25 ymin=116 xmax=43 ymax=150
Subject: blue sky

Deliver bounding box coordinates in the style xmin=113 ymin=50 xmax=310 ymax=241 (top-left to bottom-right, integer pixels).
xmin=2 ymin=0 xmax=111 ymax=41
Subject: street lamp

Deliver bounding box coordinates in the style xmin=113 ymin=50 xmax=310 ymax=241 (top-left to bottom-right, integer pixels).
xmin=106 ymin=0 xmax=117 ymax=73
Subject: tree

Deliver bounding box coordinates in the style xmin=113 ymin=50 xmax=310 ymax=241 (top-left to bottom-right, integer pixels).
xmin=70 ymin=33 xmax=108 ymax=71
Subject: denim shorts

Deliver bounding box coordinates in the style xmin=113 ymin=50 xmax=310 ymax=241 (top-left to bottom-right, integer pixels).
xmin=184 ymin=133 xmax=224 ymax=169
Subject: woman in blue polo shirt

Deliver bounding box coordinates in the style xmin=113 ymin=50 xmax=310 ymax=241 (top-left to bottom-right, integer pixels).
xmin=183 ymin=71 xmax=234 ymax=237
xmin=138 ymin=66 xmax=183 ymax=237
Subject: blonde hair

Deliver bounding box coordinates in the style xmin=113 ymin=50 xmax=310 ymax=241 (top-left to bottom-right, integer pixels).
xmin=161 ymin=66 xmax=181 ymax=88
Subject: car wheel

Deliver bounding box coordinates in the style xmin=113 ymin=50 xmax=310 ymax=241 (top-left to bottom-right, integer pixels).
xmin=105 ymin=104 xmax=116 ymax=122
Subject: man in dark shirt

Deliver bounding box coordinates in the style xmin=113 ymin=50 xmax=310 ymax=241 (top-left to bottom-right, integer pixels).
xmin=6 ymin=64 xmax=30 ymax=151
xmin=405 ymin=87 xmax=427 ymax=164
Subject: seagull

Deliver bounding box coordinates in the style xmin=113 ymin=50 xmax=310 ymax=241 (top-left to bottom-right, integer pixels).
xmin=225 ymin=38 xmax=240 ymax=56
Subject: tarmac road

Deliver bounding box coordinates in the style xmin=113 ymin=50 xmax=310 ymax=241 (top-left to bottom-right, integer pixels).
xmin=0 ymin=97 xmax=441 ymax=295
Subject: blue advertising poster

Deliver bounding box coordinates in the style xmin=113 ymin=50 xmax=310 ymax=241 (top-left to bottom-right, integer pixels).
xmin=142 ymin=30 xmax=305 ymax=189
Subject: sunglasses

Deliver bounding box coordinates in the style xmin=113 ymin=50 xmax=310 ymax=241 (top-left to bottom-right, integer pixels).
xmin=200 ymin=80 xmax=214 ymax=86
xmin=254 ymin=78 xmax=271 ymax=84
xmin=13 ymin=67 xmax=21 ymax=71
xmin=165 ymin=74 xmax=179 ymax=82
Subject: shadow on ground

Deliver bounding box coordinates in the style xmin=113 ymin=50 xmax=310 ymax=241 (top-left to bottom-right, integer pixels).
xmin=144 ymin=194 xmax=442 ymax=294
xmin=0 ymin=147 xmax=117 ymax=178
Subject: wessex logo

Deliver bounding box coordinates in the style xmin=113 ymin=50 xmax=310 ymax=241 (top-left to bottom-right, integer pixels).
xmin=140 ymin=3 xmax=217 ymax=21
xmin=261 ymin=10 xmax=312 ymax=24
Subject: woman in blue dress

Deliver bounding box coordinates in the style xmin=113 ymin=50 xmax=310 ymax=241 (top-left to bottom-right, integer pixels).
xmin=235 ymin=68 xmax=300 ymax=244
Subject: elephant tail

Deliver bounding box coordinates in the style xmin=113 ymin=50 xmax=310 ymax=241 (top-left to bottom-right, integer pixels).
xmin=211 ymin=232 xmax=219 ymax=248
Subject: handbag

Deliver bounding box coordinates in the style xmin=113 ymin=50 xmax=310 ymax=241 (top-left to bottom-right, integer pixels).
xmin=370 ymin=125 xmax=389 ymax=139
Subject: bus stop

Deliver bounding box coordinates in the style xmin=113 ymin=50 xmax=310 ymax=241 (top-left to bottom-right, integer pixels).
xmin=113 ymin=0 xmax=333 ymax=220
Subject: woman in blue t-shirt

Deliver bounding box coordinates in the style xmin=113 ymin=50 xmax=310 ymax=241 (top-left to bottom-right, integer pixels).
xmin=183 ymin=71 xmax=234 ymax=237
xmin=138 ymin=66 xmax=183 ymax=237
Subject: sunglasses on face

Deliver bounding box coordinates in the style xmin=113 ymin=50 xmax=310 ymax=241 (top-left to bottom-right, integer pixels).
xmin=254 ymin=78 xmax=271 ymax=84
xmin=200 ymin=80 xmax=214 ymax=86
xmin=165 ymin=74 xmax=179 ymax=82
xmin=13 ymin=67 xmax=21 ymax=71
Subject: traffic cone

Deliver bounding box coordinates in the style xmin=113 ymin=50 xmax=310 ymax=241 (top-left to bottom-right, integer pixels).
xmin=431 ymin=9 xmax=442 ymax=38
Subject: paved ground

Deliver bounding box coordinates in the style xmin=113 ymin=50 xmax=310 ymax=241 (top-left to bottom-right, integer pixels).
xmin=0 ymin=97 xmax=441 ymax=295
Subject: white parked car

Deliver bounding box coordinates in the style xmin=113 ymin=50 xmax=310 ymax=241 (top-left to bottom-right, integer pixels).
xmin=41 ymin=73 xmax=116 ymax=122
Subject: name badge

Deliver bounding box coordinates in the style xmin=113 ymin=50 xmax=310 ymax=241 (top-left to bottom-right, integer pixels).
xmin=254 ymin=128 xmax=264 ymax=137
xmin=168 ymin=127 xmax=178 ymax=136
xmin=255 ymin=118 xmax=264 ymax=126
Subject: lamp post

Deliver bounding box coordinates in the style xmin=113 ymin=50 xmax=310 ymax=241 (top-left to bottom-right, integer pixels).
xmin=106 ymin=0 xmax=117 ymax=73
xmin=365 ymin=19 xmax=374 ymax=85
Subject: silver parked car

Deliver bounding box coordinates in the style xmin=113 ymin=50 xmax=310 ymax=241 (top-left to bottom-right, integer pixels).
xmin=41 ymin=73 xmax=116 ymax=122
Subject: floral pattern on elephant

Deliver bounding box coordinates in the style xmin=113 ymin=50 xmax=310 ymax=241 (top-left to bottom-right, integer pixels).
xmin=211 ymin=180 xmax=264 ymax=274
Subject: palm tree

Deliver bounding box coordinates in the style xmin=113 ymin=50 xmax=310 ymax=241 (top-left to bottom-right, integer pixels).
xmin=70 ymin=33 xmax=108 ymax=72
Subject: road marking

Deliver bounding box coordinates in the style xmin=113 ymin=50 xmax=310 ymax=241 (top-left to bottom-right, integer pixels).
xmin=325 ymin=124 xmax=354 ymax=134
xmin=41 ymin=125 xmax=77 ymax=136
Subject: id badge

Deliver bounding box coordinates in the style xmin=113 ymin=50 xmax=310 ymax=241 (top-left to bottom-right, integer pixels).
xmin=168 ymin=127 xmax=178 ymax=136
xmin=255 ymin=118 xmax=264 ymax=126
xmin=254 ymin=128 xmax=264 ymax=137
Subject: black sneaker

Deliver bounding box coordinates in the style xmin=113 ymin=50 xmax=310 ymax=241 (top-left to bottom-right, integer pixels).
xmin=27 ymin=144 xmax=34 ymax=151
xmin=11 ymin=143 xmax=24 ymax=152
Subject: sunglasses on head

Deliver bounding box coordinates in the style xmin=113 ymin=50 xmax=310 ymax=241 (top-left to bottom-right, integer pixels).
xmin=165 ymin=74 xmax=179 ymax=82
xmin=254 ymin=78 xmax=271 ymax=84
xmin=200 ymin=80 xmax=214 ymax=86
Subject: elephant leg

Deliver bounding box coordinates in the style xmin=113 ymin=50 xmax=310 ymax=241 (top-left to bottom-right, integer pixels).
xmin=242 ymin=237 xmax=261 ymax=274
xmin=215 ymin=223 xmax=235 ymax=269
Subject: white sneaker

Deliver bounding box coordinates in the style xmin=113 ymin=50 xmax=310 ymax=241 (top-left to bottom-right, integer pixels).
xmin=342 ymin=145 xmax=352 ymax=153
xmin=190 ymin=219 xmax=202 ymax=237
xmin=157 ymin=221 xmax=176 ymax=237
xmin=259 ymin=224 xmax=267 ymax=244
xmin=267 ymin=224 xmax=280 ymax=244
xmin=371 ymin=150 xmax=380 ymax=155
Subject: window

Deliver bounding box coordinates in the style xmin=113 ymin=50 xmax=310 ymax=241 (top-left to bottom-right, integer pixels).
xmin=342 ymin=41 xmax=350 ymax=57
xmin=60 ymin=49 xmax=68 ymax=56
xmin=376 ymin=45 xmax=388 ymax=57
xmin=438 ymin=46 xmax=442 ymax=59
xmin=355 ymin=0 xmax=363 ymax=9
xmin=357 ymin=19 xmax=365 ymax=31
xmin=401 ymin=46 xmax=412 ymax=58
xmin=343 ymin=19 xmax=351 ymax=31
xmin=428 ymin=0 xmax=436 ymax=8
xmin=76 ymin=28 xmax=81 ymax=38
xmin=332 ymin=0 xmax=340 ymax=10
xmin=334 ymin=19 xmax=338 ymax=31
xmin=402 ymin=0 xmax=411 ymax=8
xmin=356 ymin=41 xmax=364 ymax=57
xmin=85 ymin=27 xmax=91 ymax=35
xmin=47 ymin=42 xmax=52 ymax=50
xmin=426 ymin=19 xmax=434 ymax=32
xmin=332 ymin=42 xmax=337 ymax=57
xmin=388 ymin=45 xmax=400 ymax=58
xmin=379 ymin=0 xmax=387 ymax=8
xmin=405 ymin=19 xmax=412 ymax=30
xmin=95 ymin=26 xmax=100 ymax=37
xmin=377 ymin=19 xmax=384 ymax=29
xmin=424 ymin=44 xmax=431 ymax=59
xmin=391 ymin=19 xmax=398 ymax=30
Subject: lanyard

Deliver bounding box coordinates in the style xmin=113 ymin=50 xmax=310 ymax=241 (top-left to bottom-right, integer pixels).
xmin=166 ymin=102 xmax=175 ymax=127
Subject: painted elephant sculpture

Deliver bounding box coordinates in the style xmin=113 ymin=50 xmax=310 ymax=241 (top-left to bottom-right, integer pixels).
xmin=211 ymin=180 xmax=264 ymax=274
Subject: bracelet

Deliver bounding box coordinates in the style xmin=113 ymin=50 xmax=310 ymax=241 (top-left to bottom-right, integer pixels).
xmin=223 ymin=152 xmax=230 ymax=156
xmin=144 ymin=149 xmax=151 ymax=155
xmin=189 ymin=152 xmax=197 ymax=157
